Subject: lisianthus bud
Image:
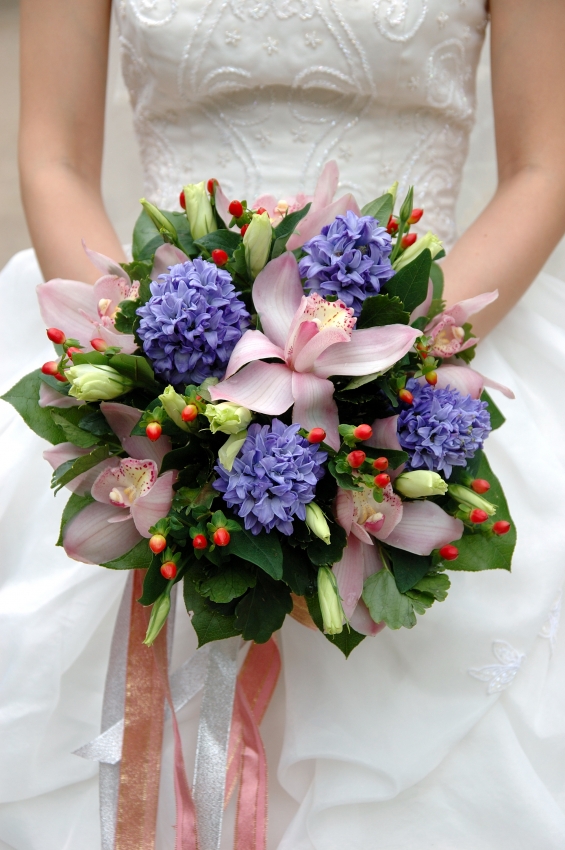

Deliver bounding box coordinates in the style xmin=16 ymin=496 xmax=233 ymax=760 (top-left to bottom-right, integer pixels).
xmin=182 ymin=181 xmax=218 ymax=240
xmin=243 ymin=211 xmax=272 ymax=279
xmin=317 ymin=567 xmax=344 ymax=635
xmin=159 ymin=385 xmax=191 ymax=431
xmin=204 ymin=401 xmax=252 ymax=435
xmin=66 ymin=364 xmax=133 ymax=402
xmin=218 ymin=430 xmax=248 ymax=471
xmin=305 ymin=503 xmax=331 ymax=545
xmin=448 ymin=483 xmax=497 ymax=516
xmin=140 ymin=198 xmax=178 ymax=241
xmin=143 ymin=589 xmax=171 ymax=646
xmin=393 ymin=231 xmax=443 ymax=271
xmin=386 ymin=181 xmax=399 ymax=206
xmin=395 ymin=470 xmax=448 ymax=498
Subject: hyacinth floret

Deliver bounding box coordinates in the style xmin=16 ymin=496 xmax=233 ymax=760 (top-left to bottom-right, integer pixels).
xmin=298 ymin=210 xmax=395 ymax=316
xmin=397 ymin=379 xmax=491 ymax=478
xmin=213 ymin=419 xmax=327 ymax=535
xmin=136 ymin=259 xmax=249 ymax=387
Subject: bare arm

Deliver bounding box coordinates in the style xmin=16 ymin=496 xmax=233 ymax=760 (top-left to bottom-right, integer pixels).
xmin=441 ymin=0 xmax=565 ymax=337
xmin=19 ymin=0 xmax=125 ymax=284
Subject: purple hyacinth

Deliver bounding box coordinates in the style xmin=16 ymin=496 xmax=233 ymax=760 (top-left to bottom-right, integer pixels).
xmin=136 ymin=259 xmax=249 ymax=387
xmin=397 ymin=379 xmax=491 ymax=478
xmin=213 ymin=420 xmax=327 ymax=536
xmin=298 ymin=210 xmax=395 ymax=316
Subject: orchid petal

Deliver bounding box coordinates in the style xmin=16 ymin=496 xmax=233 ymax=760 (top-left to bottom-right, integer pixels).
xmin=37 ymin=279 xmax=98 ymax=347
xmin=93 ymin=275 xmax=131 ymax=312
xmin=350 ymin=522 xmax=374 ymax=546
xmin=334 ymin=489 xmax=354 ymax=536
xmin=481 ymin=373 xmax=515 ymax=399
xmin=350 ymin=599 xmax=386 ymax=636
xmin=286 ymin=193 xmax=361 ymax=251
xmin=312 ymin=161 xmax=339 ymax=210
xmin=251 ymin=194 xmax=279 ymax=218
xmin=39 ymin=382 xmax=82 ymax=409
xmin=100 ymin=402 xmax=172 ymax=465
xmin=82 ymin=241 xmax=130 ymax=283
xmin=361 ymin=540 xmax=384 ymax=579
xmin=429 ymin=364 xmax=485 ymax=399
xmin=384 ymin=501 xmax=463 ymax=555
xmin=91 ymin=458 xmax=158 ymax=505
xmin=252 ymin=253 xmax=304 ymax=349
xmin=44 ymin=443 xmax=91 ymax=468
xmin=63 ymin=501 xmax=142 ymax=564
xmin=214 ymin=182 xmax=238 ymax=230
xmin=131 ymin=470 xmax=177 ymax=537
xmin=312 ymin=325 xmax=420 ymax=379
xmin=444 ymin=290 xmax=499 ymax=327
xmin=368 ymin=484 xmax=404 ymax=541
xmin=366 ymin=415 xmax=401 ymax=453
xmin=291 ymin=371 xmax=340 ymax=450
xmin=223 ymin=330 xmax=284 ymax=380
xmin=93 ymin=323 xmax=138 ymax=354
xmin=332 ymin=534 xmax=365 ymax=618
xmin=410 ymin=279 xmax=434 ymax=323
xmin=286 ymin=321 xmax=318 ymax=366
xmin=150 ymin=244 xmax=189 ymax=280
xmin=292 ymin=327 xmax=350 ymax=374
xmin=43 ymin=443 xmax=119 ymax=495
xmin=210 ymin=361 xmax=294 ymax=415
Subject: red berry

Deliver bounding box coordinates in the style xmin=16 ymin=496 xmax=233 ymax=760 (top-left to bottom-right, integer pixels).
xmin=41 ymin=360 xmax=60 ymax=376
xmin=425 ymin=371 xmax=438 ymax=386
xmin=207 ymin=178 xmax=216 ymax=195
xmin=193 ymin=534 xmax=208 ymax=550
xmin=256 ymin=207 xmax=267 ymax=215
xmin=353 ymin=423 xmax=373 ymax=441
xmin=347 ymin=450 xmax=366 ymax=469
xmin=471 ymin=479 xmax=491 ymax=495
xmin=146 ymin=422 xmax=162 ymax=442
xmin=66 ymin=346 xmax=82 ymax=357
xmin=240 ymin=224 xmax=249 ymax=237
xmin=213 ymin=527 xmax=231 ymax=547
xmin=179 ymin=190 xmax=186 ymax=210
xmin=307 ymin=428 xmax=326 ymax=444
xmin=387 ymin=216 xmax=399 ymax=234
xmin=374 ymin=473 xmax=391 ymax=488
xmin=492 ymin=520 xmax=511 ymax=535
xmin=228 ymin=200 xmax=244 ymax=218
xmin=181 ymin=404 xmax=198 ymax=422
xmin=439 ymin=544 xmax=459 ymax=561
xmin=211 ymin=248 xmax=229 ymax=266
xmin=408 ymin=208 xmax=424 ymax=224
xmin=401 ymin=233 xmax=418 ymax=249
xmin=160 ymin=561 xmax=177 ymax=580
xmin=90 ymin=337 xmax=108 ymax=352
xmin=373 ymin=457 xmax=389 ymax=471
xmin=399 ymin=388 xmax=414 ymax=404
xmin=149 ymin=534 xmax=167 ymax=554
xmin=470 ymin=509 xmax=489 ymax=524
xmin=46 ymin=327 xmax=66 ymax=344
xmin=54 ymin=372 xmax=68 ymax=382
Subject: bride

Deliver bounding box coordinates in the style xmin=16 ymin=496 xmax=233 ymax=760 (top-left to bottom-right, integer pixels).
xmin=1 ymin=0 xmax=565 ymax=847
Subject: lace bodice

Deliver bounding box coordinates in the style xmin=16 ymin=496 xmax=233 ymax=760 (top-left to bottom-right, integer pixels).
xmin=115 ymin=0 xmax=488 ymax=247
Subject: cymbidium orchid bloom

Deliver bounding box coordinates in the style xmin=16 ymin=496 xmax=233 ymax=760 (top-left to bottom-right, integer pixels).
xmin=421 ymin=363 xmax=515 ymax=400
xmin=210 ymin=253 xmax=420 ymax=449
xmin=425 ymin=291 xmax=499 ymax=358
xmin=43 ymin=443 xmax=120 ymax=495
xmin=37 ymin=245 xmax=138 ymax=353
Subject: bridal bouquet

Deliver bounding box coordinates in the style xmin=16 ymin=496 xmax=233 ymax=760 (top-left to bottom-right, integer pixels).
xmin=4 ymin=164 xmax=516 ymax=656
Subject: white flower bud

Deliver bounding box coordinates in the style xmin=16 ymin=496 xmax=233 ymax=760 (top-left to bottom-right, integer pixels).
xmin=395 ymin=470 xmax=448 ymax=499
xmin=66 ymin=364 xmax=133 ymax=402
xmin=159 ymin=385 xmax=190 ymax=431
xmin=183 ymin=181 xmax=217 ymax=240
xmin=448 ymin=484 xmax=497 ymax=516
xmin=218 ymin=430 xmax=248 ymax=471
xmin=204 ymin=401 xmax=252 ymax=435
xmin=393 ymin=231 xmax=443 ymax=271
xmin=317 ymin=567 xmax=344 ymax=635
xmin=305 ymin=503 xmax=331 ymax=545
xmin=243 ymin=212 xmax=272 ymax=279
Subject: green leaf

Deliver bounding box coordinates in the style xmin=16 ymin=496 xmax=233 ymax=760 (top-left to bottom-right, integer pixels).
xmin=363 ymin=446 xmax=409 ymax=470
xmin=183 ymin=575 xmax=240 ymax=646
xmin=174 ymin=482 xmax=216 ymax=514
xmin=198 ymin=562 xmax=256 ymax=603
xmin=305 ymin=592 xmax=366 ymax=657
xmin=51 ymin=410 xmax=100 ymax=448
xmin=56 ymin=492 xmax=95 ymax=546
xmin=121 ymin=259 xmax=153 ymax=282
xmin=328 ymin=458 xmax=362 ymax=491
xmin=114 ymin=298 xmax=140 ymax=335
xmin=306 ymin=522 xmax=347 ymax=567
xmin=482 ymin=390 xmax=505 ymax=431
xmin=229 ymin=528 xmax=284 ymax=580
xmin=1 ymin=370 xmax=68 ymax=444
xmin=108 ymin=353 xmax=160 ymax=391
xmin=426 ymin=298 xmax=446 ymax=322
xmin=70 ymin=351 xmax=110 ymax=366
xmin=139 ymin=555 xmax=169 ymax=604
xmin=361 ymin=192 xmax=394 ymax=225
xmin=362 ymin=568 xmax=417 ymax=629
xmin=102 ymin=538 xmax=153 ymax=570
xmin=281 ymin=543 xmax=317 ymax=596
xmin=77 ymin=410 xmax=115 ymax=437
xmin=234 ymin=573 xmax=292 ymax=643
xmin=412 ymin=573 xmax=450 ymax=601
xmin=430 ymin=261 xmax=444 ymax=300
xmin=162 ymin=211 xmax=196 ymax=257
xmin=132 ymin=209 xmax=164 ymax=261
xmin=342 ymin=372 xmax=382 ymax=391
xmin=386 ymin=546 xmax=432 ymax=593
xmin=195 ymin=230 xmax=242 ymax=257
xmin=272 ymin=203 xmax=312 ymax=250
xmin=51 ymin=444 xmax=111 ymax=492
xmin=357 ymin=294 xmax=410 ymax=329
xmin=386 ymin=249 xmax=432 ymax=313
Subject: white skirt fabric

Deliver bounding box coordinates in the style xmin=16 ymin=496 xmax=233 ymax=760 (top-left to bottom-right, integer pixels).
xmin=0 ymin=248 xmax=564 ymax=850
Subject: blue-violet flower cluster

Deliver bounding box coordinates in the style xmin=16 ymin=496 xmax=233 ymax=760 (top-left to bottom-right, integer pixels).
xmin=397 ymin=379 xmax=491 ymax=478
xmin=136 ymin=259 xmax=249 ymax=387
xmin=298 ymin=211 xmax=395 ymax=316
xmin=213 ymin=420 xmax=327 ymax=536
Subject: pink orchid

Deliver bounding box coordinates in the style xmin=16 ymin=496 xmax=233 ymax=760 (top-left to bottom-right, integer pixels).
xmin=39 ymin=382 xmax=82 ymax=409
xmin=252 ymin=192 xmax=313 ymax=226
xmin=425 ymin=291 xmax=498 ymax=358
xmin=424 ymin=363 xmax=515 ymax=400
xmin=150 ymin=243 xmax=189 ymax=281
xmin=209 ymin=253 xmax=420 ymax=449
xmin=43 ymin=443 xmax=120 ymax=495
xmin=37 ymin=246 xmax=139 ymax=354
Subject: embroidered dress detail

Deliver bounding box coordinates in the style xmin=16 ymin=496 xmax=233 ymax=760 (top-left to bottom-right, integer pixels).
xmin=468 ymin=640 xmax=525 ymax=695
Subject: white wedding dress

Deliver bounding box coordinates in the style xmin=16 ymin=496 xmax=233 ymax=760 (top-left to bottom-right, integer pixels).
xmin=1 ymin=1 xmax=565 ymax=848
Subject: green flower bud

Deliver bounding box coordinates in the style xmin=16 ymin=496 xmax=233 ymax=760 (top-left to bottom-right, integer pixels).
xmin=140 ymin=198 xmax=178 ymax=241
xmin=395 ymin=470 xmax=448 ymax=499
xmin=386 ymin=181 xmax=399 ymax=207
xmin=183 ymin=181 xmax=217 ymax=240
xmin=143 ymin=590 xmax=171 ymax=646
xmin=159 ymin=385 xmax=190 ymax=431
xmin=204 ymin=401 xmax=252 ymax=435
xmin=399 ymin=185 xmax=414 ymax=223
xmin=448 ymin=484 xmax=497 ymax=516
xmin=393 ymin=231 xmax=443 ymax=271
xmin=66 ymin=364 xmax=134 ymax=402
xmin=305 ymin=503 xmax=331 ymax=545
xmin=317 ymin=567 xmax=344 ymax=635
xmin=218 ymin=430 xmax=248 ymax=471
xmin=243 ymin=211 xmax=272 ymax=279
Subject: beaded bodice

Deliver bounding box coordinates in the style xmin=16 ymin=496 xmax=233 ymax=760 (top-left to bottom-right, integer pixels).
xmin=115 ymin=0 xmax=488 ymax=247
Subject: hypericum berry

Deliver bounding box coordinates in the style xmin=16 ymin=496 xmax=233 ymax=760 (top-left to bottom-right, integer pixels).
xmin=54 ymin=372 xmax=68 ymax=382
xmin=211 ymin=248 xmax=229 ymax=266
xmin=439 ymin=544 xmax=459 ymax=561
xmin=41 ymin=360 xmax=60 ymax=376
xmin=387 ymin=216 xmax=399 ymax=235
xmin=425 ymin=371 xmax=438 ymax=386
xmin=374 ymin=473 xmax=391 ymax=488
xmin=207 ymin=178 xmax=216 ymax=195
xmin=66 ymin=346 xmax=82 ymax=357
xmin=492 ymin=520 xmax=511 ymax=535
xmin=256 ymin=207 xmax=267 ymax=215
xmin=401 ymin=233 xmax=418 ymax=249
xmin=145 ymin=422 xmax=162 ymax=442
xmin=90 ymin=337 xmax=108 ymax=352
xmin=192 ymin=534 xmax=208 ymax=550
xmin=160 ymin=561 xmax=177 ymax=580
xmin=228 ymin=199 xmax=244 ymax=218
xmin=470 ymin=508 xmax=489 ymax=524
xmin=179 ymin=190 xmax=186 ymax=210
xmin=471 ymin=479 xmax=491 ymax=494
xmin=213 ymin=527 xmax=231 ymax=547
xmin=149 ymin=534 xmax=167 ymax=554
xmin=353 ymin=423 xmax=373 ymax=441
xmin=408 ymin=208 xmax=424 ymax=224
xmin=373 ymin=457 xmax=389 ymax=471
xmin=240 ymin=223 xmax=249 ymax=237
xmin=46 ymin=327 xmax=66 ymax=344
xmin=347 ymin=450 xmax=366 ymax=469
xmin=398 ymin=388 xmax=414 ymax=404
xmin=181 ymin=404 xmax=198 ymax=422
xmin=307 ymin=428 xmax=326 ymax=444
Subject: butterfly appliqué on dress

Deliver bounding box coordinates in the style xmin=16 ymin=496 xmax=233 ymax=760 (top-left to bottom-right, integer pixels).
xmin=468 ymin=640 xmax=525 ymax=695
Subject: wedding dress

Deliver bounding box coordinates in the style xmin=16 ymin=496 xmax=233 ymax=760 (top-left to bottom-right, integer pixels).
xmin=1 ymin=1 xmax=565 ymax=848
